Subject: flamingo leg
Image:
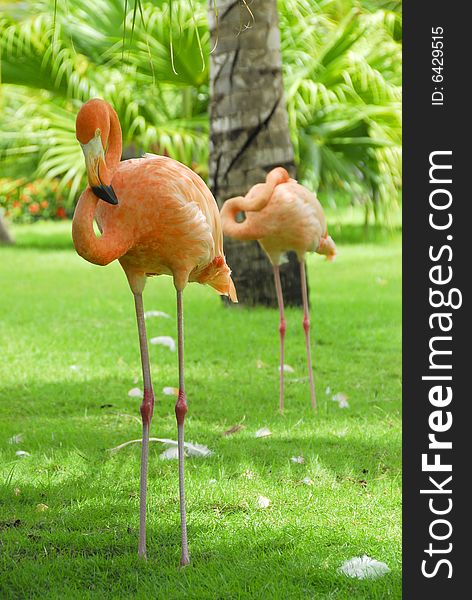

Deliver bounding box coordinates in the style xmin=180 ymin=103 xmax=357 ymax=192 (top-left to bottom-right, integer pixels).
xmin=300 ymin=261 xmax=316 ymax=408
xmin=134 ymin=292 xmax=155 ymax=559
xmin=175 ymin=290 xmax=190 ymax=566
xmin=273 ymin=265 xmax=286 ymax=411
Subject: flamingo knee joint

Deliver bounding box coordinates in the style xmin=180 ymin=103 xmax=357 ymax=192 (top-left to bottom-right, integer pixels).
xmin=175 ymin=390 xmax=188 ymax=425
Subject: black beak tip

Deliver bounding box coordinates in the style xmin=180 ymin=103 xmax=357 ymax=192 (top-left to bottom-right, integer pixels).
xmin=92 ymin=184 xmax=119 ymax=205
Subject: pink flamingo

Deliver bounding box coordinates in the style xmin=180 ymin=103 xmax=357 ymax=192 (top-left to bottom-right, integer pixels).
xmin=220 ymin=167 xmax=336 ymax=411
xmin=72 ymin=98 xmax=237 ymax=565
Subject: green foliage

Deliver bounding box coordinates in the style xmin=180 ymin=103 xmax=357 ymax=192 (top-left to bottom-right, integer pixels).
xmin=0 ymin=0 xmax=401 ymax=224
xmin=0 ymin=221 xmax=401 ymax=598
xmin=0 ymin=0 xmax=209 ymax=201
xmin=280 ymin=0 xmax=401 ymax=221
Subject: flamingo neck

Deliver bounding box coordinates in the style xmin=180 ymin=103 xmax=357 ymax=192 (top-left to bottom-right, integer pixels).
xmin=72 ymin=189 xmax=124 ymax=266
xmin=220 ymin=176 xmax=281 ymax=241
xmin=220 ymin=197 xmax=259 ymax=241
xmin=72 ymin=189 xmax=101 ymax=264
xmin=72 ymin=101 xmax=127 ymax=266
xmin=102 ymin=103 xmax=122 ymax=182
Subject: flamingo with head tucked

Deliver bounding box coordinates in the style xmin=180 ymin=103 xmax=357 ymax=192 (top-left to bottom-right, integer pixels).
xmin=73 ymin=98 xmax=237 ymax=565
xmin=220 ymin=167 xmax=335 ymax=411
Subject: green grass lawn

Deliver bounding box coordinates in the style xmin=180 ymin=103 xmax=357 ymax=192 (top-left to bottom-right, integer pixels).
xmin=0 ymin=221 xmax=401 ymax=599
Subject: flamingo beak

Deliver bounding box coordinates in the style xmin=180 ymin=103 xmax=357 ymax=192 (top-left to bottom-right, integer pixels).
xmin=80 ymin=134 xmax=119 ymax=205
xmin=91 ymin=183 xmax=119 ymax=205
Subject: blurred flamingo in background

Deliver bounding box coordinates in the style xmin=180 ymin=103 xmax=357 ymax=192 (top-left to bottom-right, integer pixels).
xmin=73 ymin=98 xmax=237 ymax=565
xmin=220 ymin=167 xmax=335 ymax=411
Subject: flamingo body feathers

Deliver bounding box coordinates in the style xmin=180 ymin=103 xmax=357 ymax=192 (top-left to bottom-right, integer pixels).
xmin=220 ymin=168 xmax=336 ymax=265
xmin=72 ymin=100 xmax=236 ymax=301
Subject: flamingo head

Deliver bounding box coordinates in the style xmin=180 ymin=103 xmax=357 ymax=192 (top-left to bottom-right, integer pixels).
xmin=265 ymin=167 xmax=291 ymax=187
xmin=317 ymin=235 xmax=337 ymax=261
xmin=76 ymin=99 xmax=118 ymax=205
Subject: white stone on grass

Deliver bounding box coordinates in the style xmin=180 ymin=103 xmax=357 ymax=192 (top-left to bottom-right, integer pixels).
xmin=15 ymin=450 xmax=30 ymax=458
xmin=144 ymin=310 xmax=171 ymax=319
xmin=160 ymin=439 xmax=213 ymax=460
xmin=162 ymin=386 xmax=178 ymax=396
xmin=278 ymin=364 xmax=294 ymax=373
xmin=339 ymin=555 xmax=390 ymax=580
xmin=332 ymin=392 xmax=349 ymax=409
xmin=108 ymin=437 xmax=213 ymax=457
xmin=128 ymin=387 xmax=142 ymax=398
xmin=150 ymin=336 xmax=176 ymax=352
xmin=160 ymin=447 xmax=179 ymax=460
xmin=257 ymin=495 xmax=271 ymax=509
xmin=255 ymin=427 xmax=272 ymax=438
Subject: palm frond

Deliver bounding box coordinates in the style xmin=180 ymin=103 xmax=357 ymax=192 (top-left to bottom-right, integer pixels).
xmin=0 ymin=15 xmax=96 ymax=99
xmin=281 ymin=0 xmax=401 ymax=216
xmin=1 ymin=0 xmax=401 ymax=222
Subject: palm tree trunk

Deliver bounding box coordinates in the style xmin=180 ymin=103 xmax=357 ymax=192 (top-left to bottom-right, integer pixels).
xmin=208 ymin=0 xmax=303 ymax=307
xmin=0 ymin=215 xmax=14 ymax=245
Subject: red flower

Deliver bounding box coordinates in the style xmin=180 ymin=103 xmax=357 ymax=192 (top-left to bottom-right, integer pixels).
xmin=40 ymin=200 xmax=49 ymax=209
xmin=56 ymin=206 xmax=66 ymax=219
xmin=29 ymin=203 xmax=40 ymax=214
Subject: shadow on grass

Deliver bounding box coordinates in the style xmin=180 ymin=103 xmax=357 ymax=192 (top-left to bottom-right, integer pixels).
xmin=1 ymin=375 xmax=400 ymax=483
xmin=1 ymin=377 xmax=400 ymax=596
xmin=0 ymin=489 xmax=401 ymax=598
